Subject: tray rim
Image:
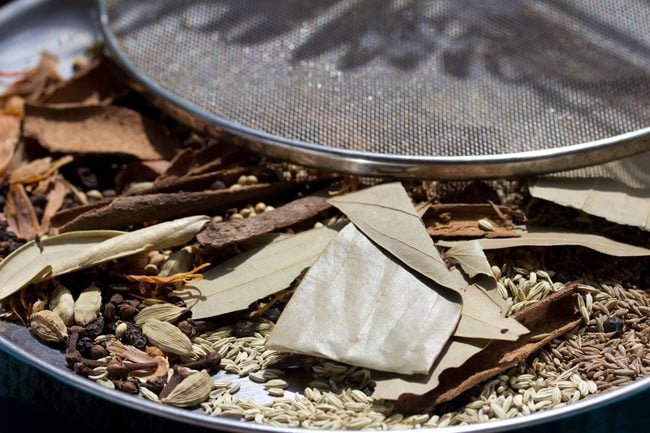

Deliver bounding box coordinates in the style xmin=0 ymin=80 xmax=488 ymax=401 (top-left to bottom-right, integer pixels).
xmin=1 ymin=1 xmax=650 ymax=431
xmin=2 ymin=320 xmax=650 ymax=433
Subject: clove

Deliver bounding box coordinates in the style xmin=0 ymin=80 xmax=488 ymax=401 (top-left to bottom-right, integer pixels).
xmin=112 ymin=378 xmax=139 ymax=394
xmin=65 ymin=350 xmax=106 ymax=368
xmin=66 ymin=325 xmax=84 ymax=354
xmin=107 ymin=358 xmax=159 ymax=378
xmin=180 ymin=351 xmax=221 ymax=372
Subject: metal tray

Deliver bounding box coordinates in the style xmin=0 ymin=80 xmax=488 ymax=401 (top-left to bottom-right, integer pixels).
xmin=1 ymin=1 xmax=649 ymax=432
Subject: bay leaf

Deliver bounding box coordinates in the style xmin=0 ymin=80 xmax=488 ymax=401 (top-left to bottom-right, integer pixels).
xmin=453 ymin=284 xmax=527 ymax=341
xmin=529 ymin=177 xmax=650 ymax=231
xmin=396 ymin=285 xmax=582 ymax=412
xmin=175 ymin=225 xmax=339 ymax=320
xmin=444 ymin=240 xmax=493 ymax=279
xmin=437 ymin=227 xmax=650 ymax=257
xmin=328 ymin=182 xmax=465 ymax=292
xmin=0 ymin=215 xmax=209 ymax=300
xmin=372 ymin=337 xmax=488 ymax=400
xmin=444 ymin=243 xmax=511 ymax=313
xmin=0 ymin=230 xmax=124 ymax=301
xmin=329 ymin=183 xmax=526 ymax=341
xmin=267 ymin=224 xmax=461 ymax=375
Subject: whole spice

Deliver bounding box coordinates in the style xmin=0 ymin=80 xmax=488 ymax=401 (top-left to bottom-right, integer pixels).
xmin=134 ymin=303 xmax=187 ymax=326
xmin=29 ymin=310 xmax=68 ymax=343
xmin=159 ymin=366 xmax=191 ymax=399
xmin=142 ymin=319 xmax=194 ymax=357
xmin=49 ymin=283 xmax=74 ymax=325
xmin=161 ymin=370 xmax=213 ymax=407
xmin=603 ymin=315 xmax=625 ymax=336
xmin=181 ymin=351 xmax=222 ymax=372
xmin=73 ymin=283 xmax=102 ymax=326
xmin=122 ymin=322 xmax=147 ymax=350
xmin=82 ymin=317 xmax=105 ymax=339
xmin=107 ymin=358 xmax=159 ymax=378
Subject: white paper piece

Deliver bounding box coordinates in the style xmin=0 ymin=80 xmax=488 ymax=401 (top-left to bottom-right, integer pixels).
xmin=267 ymin=224 xmax=461 ymax=375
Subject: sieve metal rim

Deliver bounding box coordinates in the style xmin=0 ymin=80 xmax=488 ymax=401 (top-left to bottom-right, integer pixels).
xmin=96 ymin=0 xmax=650 ymax=180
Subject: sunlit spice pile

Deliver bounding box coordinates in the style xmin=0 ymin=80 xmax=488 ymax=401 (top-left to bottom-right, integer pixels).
xmin=0 ymin=53 xmax=648 ymax=430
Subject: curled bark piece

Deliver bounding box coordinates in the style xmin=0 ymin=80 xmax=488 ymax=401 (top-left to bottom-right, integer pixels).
xmin=423 ymin=203 xmax=526 ymax=238
xmin=40 ymin=57 xmax=127 ymax=106
xmin=197 ymin=194 xmax=331 ymax=249
xmin=395 ymin=284 xmax=581 ymax=413
xmin=55 ymin=182 xmax=302 ymax=231
xmin=23 ymin=104 xmax=178 ymax=160
xmin=4 ymin=183 xmax=40 ymax=240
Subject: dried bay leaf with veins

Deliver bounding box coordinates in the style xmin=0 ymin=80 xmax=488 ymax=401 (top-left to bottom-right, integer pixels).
xmin=328 ymin=182 xmax=465 ymax=292
xmin=453 ymin=284 xmax=527 ymax=340
xmin=267 ymin=224 xmax=461 ymax=375
xmin=396 ymin=286 xmax=582 ymax=413
xmin=176 ymin=225 xmax=339 ymax=320
xmin=437 ymin=227 xmax=650 ymax=257
xmin=0 ymin=230 xmax=123 ymax=301
xmin=329 ymin=183 xmax=526 ymax=340
xmin=373 ymin=337 xmax=488 ymax=400
xmin=530 ymin=176 xmax=650 ymax=230
xmin=0 ymin=215 xmax=209 ymax=301
xmin=444 ymin=240 xmax=493 ymax=279
xmin=444 ymin=241 xmax=511 ymax=314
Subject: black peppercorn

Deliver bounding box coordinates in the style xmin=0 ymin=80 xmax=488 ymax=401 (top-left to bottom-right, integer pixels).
xmin=83 ymin=317 xmax=105 ymax=339
xmin=265 ymin=307 xmax=282 ymax=322
xmin=603 ymin=316 xmax=624 ymax=336
xmin=123 ymin=323 xmax=147 ymax=350
xmin=233 ymin=320 xmax=255 ymax=338
xmin=76 ymin=336 xmax=94 ymax=356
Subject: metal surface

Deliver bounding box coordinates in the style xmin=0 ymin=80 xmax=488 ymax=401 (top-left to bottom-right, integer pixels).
xmin=1 ymin=1 xmax=650 ymax=432
xmin=2 ymin=317 xmax=650 ymax=433
xmin=97 ymin=0 xmax=650 ymax=179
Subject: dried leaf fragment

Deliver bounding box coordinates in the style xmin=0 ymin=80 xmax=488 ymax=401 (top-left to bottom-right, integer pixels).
xmin=177 ymin=225 xmax=339 ymax=320
xmin=142 ymin=319 xmax=194 ymax=357
xmin=529 ymin=177 xmax=650 ymax=230
xmin=437 ymin=227 xmax=650 ymax=257
xmin=396 ymin=285 xmax=581 ymax=412
xmin=30 ymin=310 xmax=68 ymax=343
xmin=267 ymin=224 xmax=461 ymax=375
xmin=161 ymin=370 xmax=213 ymax=407
xmin=0 ymin=215 xmax=208 ymax=301
xmin=328 ymin=182 xmax=465 ymax=292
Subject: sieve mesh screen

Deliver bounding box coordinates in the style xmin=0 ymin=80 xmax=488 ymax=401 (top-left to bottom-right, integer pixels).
xmin=103 ymin=0 xmax=650 ymax=161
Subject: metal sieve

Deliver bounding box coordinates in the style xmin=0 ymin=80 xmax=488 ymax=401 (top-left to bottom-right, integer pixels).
xmin=97 ymin=0 xmax=650 ymax=179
